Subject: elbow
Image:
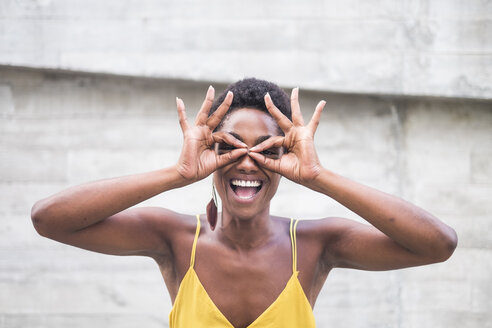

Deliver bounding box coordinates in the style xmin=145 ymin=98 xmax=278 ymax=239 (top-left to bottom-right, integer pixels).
xmin=31 ymin=199 xmax=53 ymax=238
xmin=445 ymin=228 xmax=458 ymax=259
xmin=432 ymin=227 xmax=458 ymax=263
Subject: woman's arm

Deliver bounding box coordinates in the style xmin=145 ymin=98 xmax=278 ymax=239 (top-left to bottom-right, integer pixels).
xmin=249 ymin=88 xmax=457 ymax=270
xmin=31 ymin=167 xmax=186 ymax=257
xmin=31 ymin=86 xmax=247 ymax=259
xmin=309 ymin=170 xmax=457 ymax=270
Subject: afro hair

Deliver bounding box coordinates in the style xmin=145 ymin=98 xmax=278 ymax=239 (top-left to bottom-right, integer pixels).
xmin=209 ymin=78 xmax=291 ymax=132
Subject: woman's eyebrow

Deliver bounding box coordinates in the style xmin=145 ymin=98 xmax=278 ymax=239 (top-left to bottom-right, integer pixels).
xmin=255 ymin=135 xmax=271 ymax=145
xmin=228 ymin=132 xmax=244 ymax=142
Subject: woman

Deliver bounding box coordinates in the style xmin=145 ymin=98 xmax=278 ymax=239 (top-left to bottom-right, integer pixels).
xmin=31 ymin=78 xmax=457 ymax=328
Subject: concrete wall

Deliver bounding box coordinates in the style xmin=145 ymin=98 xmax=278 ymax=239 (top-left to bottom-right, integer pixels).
xmin=1 ymin=66 xmax=491 ymax=327
xmin=1 ymin=0 xmax=491 ymax=99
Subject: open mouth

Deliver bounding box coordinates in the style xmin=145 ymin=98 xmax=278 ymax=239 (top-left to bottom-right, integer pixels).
xmin=230 ymin=179 xmax=263 ymax=200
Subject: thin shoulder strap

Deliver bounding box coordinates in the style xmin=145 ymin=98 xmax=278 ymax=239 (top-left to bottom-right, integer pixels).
xmin=289 ymin=218 xmax=300 ymax=273
xmin=190 ymin=214 xmax=201 ymax=268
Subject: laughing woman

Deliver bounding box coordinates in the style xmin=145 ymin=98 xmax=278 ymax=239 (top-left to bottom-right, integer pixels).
xmin=31 ymin=78 xmax=457 ymax=328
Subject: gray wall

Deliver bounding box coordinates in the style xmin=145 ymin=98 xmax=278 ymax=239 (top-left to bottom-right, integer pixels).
xmin=1 ymin=0 xmax=491 ymax=99
xmin=1 ymin=66 xmax=491 ymax=327
xmin=1 ymin=0 xmax=492 ymax=327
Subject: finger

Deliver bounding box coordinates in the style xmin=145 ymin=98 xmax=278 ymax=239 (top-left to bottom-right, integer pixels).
xmin=195 ymin=85 xmax=215 ymax=126
xmin=207 ymin=91 xmax=233 ymax=130
xmin=212 ymin=131 xmax=247 ymax=148
xmin=249 ymin=136 xmax=284 ymax=152
xmin=307 ymin=100 xmax=326 ymax=134
xmin=176 ymin=97 xmax=190 ymax=131
xmin=216 ymin=148 xmax=248 ymax=168
xmin=248 ymin=152 xmax=281 ymax=173
xmin=264 ymin=93 xmax=293 ymax=133
xmin=290 ymin=88 xmax=305 ymax=126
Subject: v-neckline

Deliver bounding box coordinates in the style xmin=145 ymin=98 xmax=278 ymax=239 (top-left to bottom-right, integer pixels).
xmin=189 ymin=267 xmax=299 ymax=328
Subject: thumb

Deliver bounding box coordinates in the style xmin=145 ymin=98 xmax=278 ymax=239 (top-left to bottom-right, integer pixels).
xmin=248 ymin=152 xmax=281 ymax=173
xmin=215 ymin=148 xmax=248 ymax=168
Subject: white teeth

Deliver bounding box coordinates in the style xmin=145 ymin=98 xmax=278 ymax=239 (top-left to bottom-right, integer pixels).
xmin=231 ymin=179 xmax=261 ymax=187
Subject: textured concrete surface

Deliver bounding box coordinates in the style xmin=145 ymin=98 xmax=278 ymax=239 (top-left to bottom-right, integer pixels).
xmin=1 ymin=66 xmax=491 ymax=327
xmin=1 ymin=0 xmax=491 ymax=99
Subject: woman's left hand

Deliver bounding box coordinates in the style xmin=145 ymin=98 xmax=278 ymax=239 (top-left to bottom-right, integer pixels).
xmin=248 ymin=88 xmax=326 ymax=186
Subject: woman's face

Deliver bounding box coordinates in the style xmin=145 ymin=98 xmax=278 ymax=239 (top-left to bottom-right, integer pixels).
xmin=213 ymin=108 xmax=283 ymax=219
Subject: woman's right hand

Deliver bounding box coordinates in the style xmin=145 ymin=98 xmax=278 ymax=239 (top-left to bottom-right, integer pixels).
xmin=175 ymin=86 xmax=248 ymax=183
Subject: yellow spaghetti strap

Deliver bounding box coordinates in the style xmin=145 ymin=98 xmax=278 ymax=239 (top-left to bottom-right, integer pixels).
xmin=289 ymin=218 xmax=295 ymax=273
xmin=190 ymin=214 xmax=201 ymax=268
xmin=293 ymin=219 xmax=299 ymax=273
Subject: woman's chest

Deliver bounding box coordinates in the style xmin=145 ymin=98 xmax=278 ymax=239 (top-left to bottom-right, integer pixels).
xmin=164 ymin=224 xmax=330 ymax=324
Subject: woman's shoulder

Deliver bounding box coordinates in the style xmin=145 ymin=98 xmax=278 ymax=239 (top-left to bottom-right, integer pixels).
xmin=266 ymin=215 xmax=348 ymax=240
xmin=294 ymin=216 xmax=358 ymax=240
xmin=129 ymin=207 xmax=202 ymax=238
xmin=132 ymin=208 xmax=204 ymax=264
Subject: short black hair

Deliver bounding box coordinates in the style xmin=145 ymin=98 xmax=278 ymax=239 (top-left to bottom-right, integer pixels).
xmin=209 ymin=78 xmax=291 ymax=131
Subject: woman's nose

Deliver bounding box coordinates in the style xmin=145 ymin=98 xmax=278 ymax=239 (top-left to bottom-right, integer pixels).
xmin=236 ymin=153 xmax=258 ymax=173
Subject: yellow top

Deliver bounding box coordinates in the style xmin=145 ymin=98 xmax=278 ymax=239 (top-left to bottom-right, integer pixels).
xmin=169 ymin=215 xmax=316 ymax=328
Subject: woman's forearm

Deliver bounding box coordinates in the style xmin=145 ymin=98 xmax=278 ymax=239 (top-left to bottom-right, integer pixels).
xmin=31 ymin=165 xmax=187 ymax=237
xmin=310 ymin=168 xmax=457 ymax=261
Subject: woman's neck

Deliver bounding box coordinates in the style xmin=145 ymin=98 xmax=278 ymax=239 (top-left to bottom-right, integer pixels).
xmin=216 ymin=207 xmax=276 ymax=251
